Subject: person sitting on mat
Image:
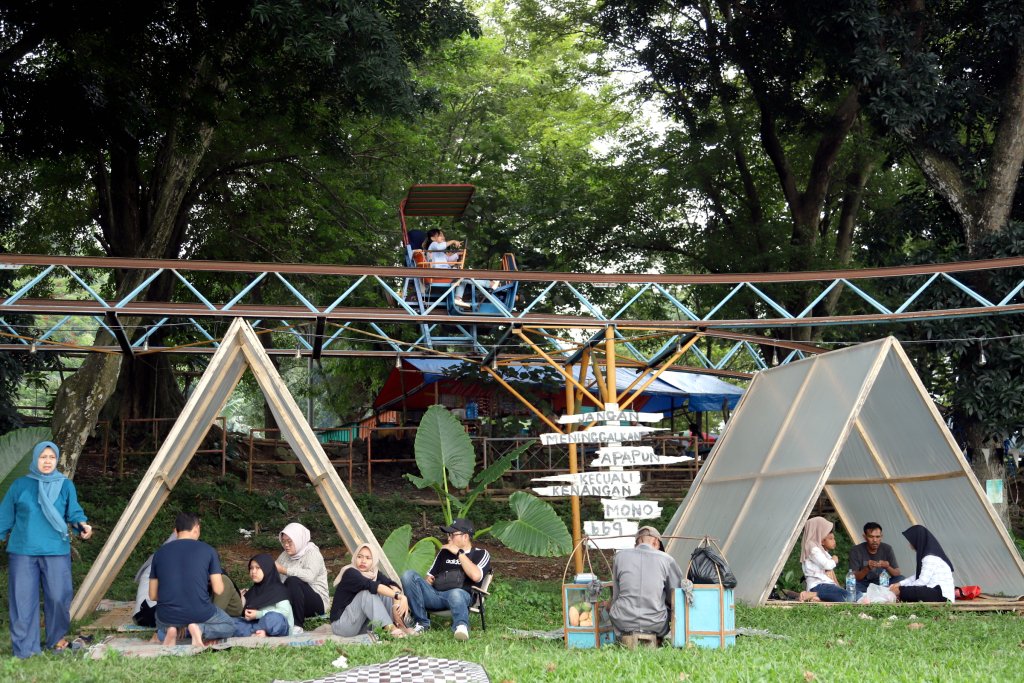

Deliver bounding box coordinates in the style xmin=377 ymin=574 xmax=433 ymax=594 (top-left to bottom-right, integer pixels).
xmin=234 ymin=553 xmax=294 ymax=637
xmin=609 ymin=526 xmax=682 ymax=640
xmin=889 ymin=525 xmax=954 ymax=603
xmin=330 ymin=543 xmax=409 ymax=638
xmin=149 ymin=511 xmax=235 ymax=645
xmin=133 ymin=531 xmax=178 ymax=627
xmin=0 ymin=441 xmax=92 ymax=658
xmin=849 ymin=522 xmax=905 ymax=592
xmin=275 ymin=523 xmax=329 ymax=629
xmin=401 ymin=517 xmax=491 ymax=641
xmin=211 ymin=570 xmax=244 ymax=618
xmin=799 ymin=517 xmax=857 ymax=602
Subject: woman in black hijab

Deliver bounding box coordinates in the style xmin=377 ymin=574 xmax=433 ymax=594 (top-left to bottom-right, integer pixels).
xmin=890 ymin=526 xmax=955 ymax=603
xmin=234 ymin=553 xmax=295 ymax=637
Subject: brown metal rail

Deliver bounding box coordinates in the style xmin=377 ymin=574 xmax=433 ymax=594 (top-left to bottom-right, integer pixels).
xmin=3 ymin=296 xmax=1021 ymax=330
xmin=3 ymin=252 xmax=1024 ymax=284
xmin=247 ymin=427 xmax=355 ymax=492
xmin=119 ymin=416 xmax=226 ymax=478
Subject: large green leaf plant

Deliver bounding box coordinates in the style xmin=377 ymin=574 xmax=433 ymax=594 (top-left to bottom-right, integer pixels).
xmin=404 ymin=404 xmax=571 ymax=557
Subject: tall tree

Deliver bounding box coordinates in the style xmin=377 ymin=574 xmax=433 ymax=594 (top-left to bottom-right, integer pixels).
xmin=0 ymin=0 xmax=480 ymax=476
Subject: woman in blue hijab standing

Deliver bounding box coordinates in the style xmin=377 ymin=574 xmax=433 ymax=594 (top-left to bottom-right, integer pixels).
xmin=0 ymin=441 xmax=91 ymax=657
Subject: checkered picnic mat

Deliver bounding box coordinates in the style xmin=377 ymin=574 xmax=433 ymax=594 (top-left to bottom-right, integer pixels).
xmin=273 ymin=655 xmax=490 ymax=683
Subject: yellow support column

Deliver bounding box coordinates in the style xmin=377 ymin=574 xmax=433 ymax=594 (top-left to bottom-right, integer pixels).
xmin=565 ymin=365 xmax=584 ymax=575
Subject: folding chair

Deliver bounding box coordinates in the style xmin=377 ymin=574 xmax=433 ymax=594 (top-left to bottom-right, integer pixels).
xmin=426 ymin=569 xmax=494 ymax=631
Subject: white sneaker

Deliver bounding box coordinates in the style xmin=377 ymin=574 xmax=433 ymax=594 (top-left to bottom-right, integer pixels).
xmin=292 ymin=626 xmax=303 ymax=634
xmin=453 ymin=298 xmax=471 ymax=309
xmin=453 ymin=624 xmax=469 ymax=641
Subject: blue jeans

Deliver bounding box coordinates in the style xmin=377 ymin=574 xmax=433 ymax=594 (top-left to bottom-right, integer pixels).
xmin=232 ymin=611 xmax=289 ymax=637
xmin=155 ymin=605 xmax=235 ymax=642
xmin=401 ymin=570 xmax=471 ymax=632
xmin=811 ymin=583 xmax=860 ymax=602
xmin=856 ymin=575 xmax=905 ymax=593
xmin=8 ymin=553 xmax=73 ymax=659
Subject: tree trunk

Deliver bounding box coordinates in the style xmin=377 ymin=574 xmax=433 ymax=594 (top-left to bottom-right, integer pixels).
xmin=52 ymin=122 xmax=217 ymax=478
xmin=963 ymin=420 xmax=1009 ymax=529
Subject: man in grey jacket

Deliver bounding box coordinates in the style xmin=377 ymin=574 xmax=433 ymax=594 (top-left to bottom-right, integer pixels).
xmin=609 ymin=526 xmax=683 ymax=638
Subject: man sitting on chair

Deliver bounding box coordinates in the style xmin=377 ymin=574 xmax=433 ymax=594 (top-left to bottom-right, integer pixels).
xmin=609 ymin=527 xmax=683 ymax=641
xmin=401 ymin=518 xmax=490 ymax=642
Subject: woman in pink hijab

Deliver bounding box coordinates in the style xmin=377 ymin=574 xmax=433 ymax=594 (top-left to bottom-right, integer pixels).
xmin=276 ymin=523 xmax=329 ymax=627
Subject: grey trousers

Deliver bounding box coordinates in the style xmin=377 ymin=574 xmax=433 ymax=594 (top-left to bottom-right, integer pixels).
xmin=331 ymin=591 xmax=395 ymax=637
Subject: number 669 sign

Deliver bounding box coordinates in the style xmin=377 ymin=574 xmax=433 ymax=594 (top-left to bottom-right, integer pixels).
xmin=584 ymin=520 xmax=638 ymax=550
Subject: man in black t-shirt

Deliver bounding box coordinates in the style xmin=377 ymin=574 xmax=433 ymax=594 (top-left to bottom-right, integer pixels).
xmin=849 ymin=522 xmax=906 ymax=592
xmin=401 ymin=518 xmax=490 ymax=641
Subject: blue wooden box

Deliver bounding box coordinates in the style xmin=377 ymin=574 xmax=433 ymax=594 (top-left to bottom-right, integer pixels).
xmin=671 ymin=585 xmax=736 ymax=649
xmin=562 ymin=582 xmax=615 ymax=649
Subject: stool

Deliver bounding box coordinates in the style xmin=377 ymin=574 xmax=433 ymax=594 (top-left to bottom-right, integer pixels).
xmin=619 ymin=631 xmax=658 ymax=650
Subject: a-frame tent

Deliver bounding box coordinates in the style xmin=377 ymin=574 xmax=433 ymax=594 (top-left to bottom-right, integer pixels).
xmin=663 ymin=337 xmax=1024 ymax=606
xmin=70 ymin=318 xmax=398 ymax=620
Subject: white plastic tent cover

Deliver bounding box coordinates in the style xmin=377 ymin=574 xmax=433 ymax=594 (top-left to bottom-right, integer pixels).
xmin=663 ymin=337 xmax=1024 ymax=606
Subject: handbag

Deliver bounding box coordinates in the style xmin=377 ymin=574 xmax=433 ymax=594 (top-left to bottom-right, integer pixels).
xmin=955 ymin=585 xmax=980 ymax=600
xmin=432 ymin=567 xmax=467 ymax=592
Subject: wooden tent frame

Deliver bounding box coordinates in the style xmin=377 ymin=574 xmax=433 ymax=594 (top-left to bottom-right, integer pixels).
xmin=69 ymin=318 xmax=398 ymax=620
xmin=663 ymin=336 xmax=1024 ymax=606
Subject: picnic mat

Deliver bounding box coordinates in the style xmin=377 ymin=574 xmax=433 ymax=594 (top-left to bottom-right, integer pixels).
xmin=270 ymin=655 xmax=491 ymax=683
xmin=86 ymin=625 xmax=375 ymax=659
xmin=96 ymin=599 xmax=136 ymax=611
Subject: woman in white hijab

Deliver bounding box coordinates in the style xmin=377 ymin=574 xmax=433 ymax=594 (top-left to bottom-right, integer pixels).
xmin=276 ymin=522 xmax=329 ymax=627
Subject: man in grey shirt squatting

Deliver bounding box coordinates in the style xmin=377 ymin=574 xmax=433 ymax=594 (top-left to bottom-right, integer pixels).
xmin=609 ymin=526 xmax=683 ymax=639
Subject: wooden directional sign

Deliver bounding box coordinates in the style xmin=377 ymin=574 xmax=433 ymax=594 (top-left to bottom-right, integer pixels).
xmin=590 ymin=446 xmax=694 ymax=468
xmin=601 ymin=499 xmax=663 ymax=520
xmin=536 ymin=481 xmax=638 ymax=497
xmin=533 ymin=471 xmax=641 ymax=486
xmin=584 ymin=520 xmax=639 ymax=550
xmin=558 ymin=410 xmax=663 ymax=424
xmin=540 ymin=426 xmax=662 ymax=446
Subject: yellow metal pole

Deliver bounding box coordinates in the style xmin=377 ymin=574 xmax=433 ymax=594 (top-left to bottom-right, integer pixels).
xmin=589 ymin=349 xmax=609 ymax=404
xmin=565 ymin=365 xmax=584 ymax=575
xmin=619 ymin=334 xmax=702 ymax=410
xmin=605 ymin=326 xmax=616 ymax=407
xmin=514 ymin=330 xmax=604 ymax=407
xmin=482 ymin=366 xmax=563 ymax=434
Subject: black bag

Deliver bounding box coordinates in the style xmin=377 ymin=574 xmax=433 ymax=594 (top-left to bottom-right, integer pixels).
xmin=688 ymin=542 xmax=738 ymax=589
xmin=133 ymin=599 xmax=157 ymax=627
xmin=432 ymin=568 xmax=466 ymax=592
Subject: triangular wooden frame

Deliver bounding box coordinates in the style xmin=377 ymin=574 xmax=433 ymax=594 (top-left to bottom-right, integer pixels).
xmin=70 ymin=318 xmax=398 ymax=620
xmin=663 ymin=337 xmax=1024 ymax=606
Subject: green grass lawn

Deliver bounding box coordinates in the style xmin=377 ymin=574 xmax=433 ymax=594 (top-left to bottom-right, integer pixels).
xmin=3 ymin=474 xmax=1024 ymax=680
xmin=2 ymin=576 xmax=1024 ymax=682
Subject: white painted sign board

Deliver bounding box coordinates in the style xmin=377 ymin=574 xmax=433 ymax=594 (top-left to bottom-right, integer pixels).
xmin=558 ymin=411 xmax=663 ymax=424
xmin=540 ymin=426 xmax=663 ymax=445
xmin=584 ymin=520 xmax=638 ymax=550
xmin=532 ymin=483 xmax=643 ymax=498
xmin=590 ymin=446 xmax=694 ymax=468
xmin=533 ymin=471 xmax=641 ymax=486
xmin=601 ymin=499 xmax=663 ymax=520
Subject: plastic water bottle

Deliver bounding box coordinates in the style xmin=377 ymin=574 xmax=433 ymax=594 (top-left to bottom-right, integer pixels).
xmin=845 ymin=570 xmax=856 ymax=600
xmin=466 ymin=399 xmax=478 ymax=420
xmin=879 ymin=570 xmax=890 ymax=588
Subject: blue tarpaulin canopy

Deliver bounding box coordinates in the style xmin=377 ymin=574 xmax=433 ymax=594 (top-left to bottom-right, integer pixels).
xmin=390 ymin=359 xmax=743 ymax=412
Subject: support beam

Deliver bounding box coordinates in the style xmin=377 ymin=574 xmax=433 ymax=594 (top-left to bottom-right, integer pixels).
xmin=605 ymin=325 xmax=616 ymax=404
xmin=104 ymin=312 xmax=134 ymax=358
xmin=514 ymin=330 xmax=603 ymax=407
xmin=311 ymin=316 xmax=326 ymax=360
xmin=564 ymin=367 xmax=583 ymax=575
xmin=482 ymin=366 xmax=563 ymax=434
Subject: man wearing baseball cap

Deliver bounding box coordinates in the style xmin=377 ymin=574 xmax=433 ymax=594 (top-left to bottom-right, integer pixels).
xmin=400 ymin=518 xmax=490 ymax=641
xmin=609 ymin=526 xmax=682 ymax=641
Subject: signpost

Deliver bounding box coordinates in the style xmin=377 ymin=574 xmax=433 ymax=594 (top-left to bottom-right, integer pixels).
xmin=539 ymin=426 xmax=662 ymax=446
xmin=590 ymin=446 xmax=693 ymax=468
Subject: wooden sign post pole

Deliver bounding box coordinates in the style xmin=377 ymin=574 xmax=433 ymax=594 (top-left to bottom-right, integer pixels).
xmin=565 ymin=364 xmax=584 ymax=574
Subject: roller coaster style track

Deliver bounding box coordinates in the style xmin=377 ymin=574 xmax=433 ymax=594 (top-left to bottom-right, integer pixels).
xmin=0 ymin=253 xmax=1021 ymax=374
